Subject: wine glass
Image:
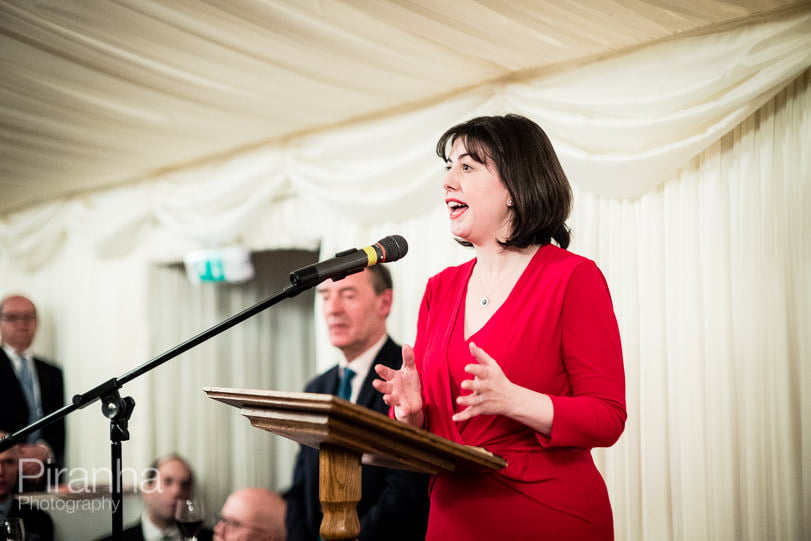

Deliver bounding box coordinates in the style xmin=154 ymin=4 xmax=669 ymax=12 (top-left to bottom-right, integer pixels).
xmin=2 ymin=518 xmax=25 ymax=541
xmin=175 ymin=498 xmax=206 ymax=540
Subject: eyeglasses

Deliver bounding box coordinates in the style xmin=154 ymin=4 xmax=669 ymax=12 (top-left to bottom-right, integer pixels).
xmin=0 ymin=313 xmax=36 ymax=324
xmin=214 ymin=514 xmax=270 ymax=536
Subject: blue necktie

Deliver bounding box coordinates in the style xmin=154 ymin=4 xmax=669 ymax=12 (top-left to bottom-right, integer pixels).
xmin=16 ymin=353 xmax=43 ymax=443
xmin=337 ymin=367 xmax=356 ymax=401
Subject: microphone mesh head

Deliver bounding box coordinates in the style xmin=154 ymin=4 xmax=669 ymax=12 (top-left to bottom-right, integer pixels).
xmin=378 ymin=235 xmax=408 ymax=262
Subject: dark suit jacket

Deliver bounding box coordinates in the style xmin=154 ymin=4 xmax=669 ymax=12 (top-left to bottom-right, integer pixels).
xmin=7 ymin=497 xmax=54 ymax=541
xmin=0 ymin=349 xmax=66 ymax=469
xmin=97 ymin=520 xmax=214 ymax=541
xmin=285 ymin=337 xmax=430 ymax=541
xmin=97 ymin=523 xmax=146 ymax=541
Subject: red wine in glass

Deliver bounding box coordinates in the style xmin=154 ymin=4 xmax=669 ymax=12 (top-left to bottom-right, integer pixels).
xmin=176 ymin=519 xmax=204 ymax=538
xmin=175 ymin=498 xmax=205 ymax=540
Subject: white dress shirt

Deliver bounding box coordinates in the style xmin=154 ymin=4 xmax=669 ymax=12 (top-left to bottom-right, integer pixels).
xmin=338 ymin=334 xmax=387 ymax=403
xmin=140 ymin=514 xmax=182 ymax=541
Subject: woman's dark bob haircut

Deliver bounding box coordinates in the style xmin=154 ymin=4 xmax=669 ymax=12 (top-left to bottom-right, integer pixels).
xmin=436 ymin=114 xmax=572 ymax=249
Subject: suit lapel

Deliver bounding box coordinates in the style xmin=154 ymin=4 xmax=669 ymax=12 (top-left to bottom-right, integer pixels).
xmin=355 ymin=337 xmax=398 ymax=410
xmin=323 ymin=366 xmax=340 ymax=396
xmin=0 ymin=349 xmax=28 ymax=409
xmin=355 ymin=370 xmax=378 ymax=409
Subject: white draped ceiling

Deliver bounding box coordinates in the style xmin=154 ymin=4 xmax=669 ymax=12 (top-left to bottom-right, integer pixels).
xmin=0 ymin=0 xmax=807 ymax=215
xmin=0 ymin=3 xmax=809 ymax=541
xmin=1 ymin=8 xmax=809 ymax=269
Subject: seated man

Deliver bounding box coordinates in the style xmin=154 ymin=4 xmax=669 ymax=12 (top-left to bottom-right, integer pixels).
xmin=99 ymin=453 xmax=212 ymax=541
xmin=285 ymin=267 xmax=429 ymax=540
xmin=0 ymin=430 xmax=54 ymax=541
xmin=214 ymin=487 xmax=286 ymax=541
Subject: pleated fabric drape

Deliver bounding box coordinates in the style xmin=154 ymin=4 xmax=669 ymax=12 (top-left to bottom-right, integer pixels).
xmin=0 ymin=14 xmax=807 ymax=540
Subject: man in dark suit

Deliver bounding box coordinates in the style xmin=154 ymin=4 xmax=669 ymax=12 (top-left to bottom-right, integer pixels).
xmin=0 ymin=431 xmax=54 ymax=541
xmin=0 ymin=294 xmax=65 ymax=492
xmin=98 ymin=454 xmax=212 ymax=541
xmin=284 ymin=266 xmax=429 ymax=541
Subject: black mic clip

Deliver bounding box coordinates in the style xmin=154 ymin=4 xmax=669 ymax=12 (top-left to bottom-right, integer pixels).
xmin=329 ymin=247 xmax=365 ymax=282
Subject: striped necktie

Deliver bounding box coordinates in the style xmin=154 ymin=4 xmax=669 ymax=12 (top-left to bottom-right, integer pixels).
xmin=15 ymin=353 xmax=43 ymax=442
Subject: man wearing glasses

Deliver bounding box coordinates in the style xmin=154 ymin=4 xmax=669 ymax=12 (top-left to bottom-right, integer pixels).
xmin=214 ymin=487 xmax=286 ymax=541
xmin=0 ymin=294 xmax=65 ymax=492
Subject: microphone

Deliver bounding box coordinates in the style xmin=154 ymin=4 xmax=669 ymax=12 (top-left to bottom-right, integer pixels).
xmin=289 ymin=235 xmax=408 ymax=289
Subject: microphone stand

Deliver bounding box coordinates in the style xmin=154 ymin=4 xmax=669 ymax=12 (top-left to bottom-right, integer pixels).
xmin=0 ymin=281 xmax=309 ymax=540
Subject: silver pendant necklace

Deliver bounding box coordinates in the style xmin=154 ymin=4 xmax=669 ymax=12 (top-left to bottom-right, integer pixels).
xmin=474 ymin=246 xmax=539 ymax=308
xmin=475 ymin=269 xmax=493 ymax=306
xmin=475 ymin=265 xmax=519 ymax=308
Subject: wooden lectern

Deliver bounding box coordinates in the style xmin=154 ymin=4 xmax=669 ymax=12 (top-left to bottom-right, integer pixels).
xmin=205 ymin=387 xmax=506 ymax=541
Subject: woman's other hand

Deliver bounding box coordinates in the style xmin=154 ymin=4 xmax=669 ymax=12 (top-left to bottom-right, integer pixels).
xmin=453 ymin=342 xmax=554 ymax=434
xmin=452 ymin=342 xmax=517 ymax=422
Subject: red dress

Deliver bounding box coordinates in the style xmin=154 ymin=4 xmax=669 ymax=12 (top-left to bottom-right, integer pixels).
xmin=413 ymin=244 xmax=626 ymax=540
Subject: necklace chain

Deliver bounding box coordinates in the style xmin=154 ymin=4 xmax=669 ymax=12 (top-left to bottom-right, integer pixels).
xmin=472 ymin=246 xmax=539 ymax=308
xmin=474 ymin=264 xmax=522 ymax=307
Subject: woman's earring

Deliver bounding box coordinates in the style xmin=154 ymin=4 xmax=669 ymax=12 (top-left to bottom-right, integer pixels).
xmin=507 ymin=199 xmax=513 ymax=207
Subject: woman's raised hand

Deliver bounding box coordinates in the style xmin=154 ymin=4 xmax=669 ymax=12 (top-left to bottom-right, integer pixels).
xmin=373 ymin=343 xmax=425 ymax=428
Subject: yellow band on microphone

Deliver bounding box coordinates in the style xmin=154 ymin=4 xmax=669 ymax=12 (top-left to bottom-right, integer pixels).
xmin=362 ymin=245 xmax=379 ymax=266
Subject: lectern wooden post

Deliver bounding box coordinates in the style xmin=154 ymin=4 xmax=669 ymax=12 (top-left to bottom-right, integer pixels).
xmin=205 ymin=387 xmax=506 ymax=541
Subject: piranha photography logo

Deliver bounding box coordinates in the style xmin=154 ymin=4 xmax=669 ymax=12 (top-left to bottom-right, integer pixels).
xmin=15 ymin=458 xmax=164 ymax=514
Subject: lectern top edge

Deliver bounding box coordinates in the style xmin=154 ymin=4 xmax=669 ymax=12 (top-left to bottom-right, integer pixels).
xmin=204 ymin=386 xmax=507 ymax=472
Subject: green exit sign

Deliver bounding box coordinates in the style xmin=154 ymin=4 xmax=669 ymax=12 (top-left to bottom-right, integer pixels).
xmin=183 ymin=247 xmax=254 ymax=284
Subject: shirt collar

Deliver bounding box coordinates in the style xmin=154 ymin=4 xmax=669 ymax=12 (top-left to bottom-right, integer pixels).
xmin=2 ymin=343 xmax=34 ymax=378
xmin=141 ymin=514 xmax=181 ymax=541
xmin=2 ymin=343 xmax=32 ymax=362
xmin=338 ymin=334 xmax=387 ymax=402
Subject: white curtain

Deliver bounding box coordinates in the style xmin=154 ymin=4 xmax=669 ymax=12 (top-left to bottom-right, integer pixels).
xmin=2 ymin=10 xmax=807 ymax=270
xmin=143 ymin=250 xmax=318 ymax=510
xmin=0 ymin=13 xmax=808 ymax=540
xmin=573 ymin=69 xmax=810 ymax=540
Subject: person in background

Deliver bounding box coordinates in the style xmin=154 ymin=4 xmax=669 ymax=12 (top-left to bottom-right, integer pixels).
xmin=374 ymin=114 xmax=627 ymax=540
xmin=284 ymin=266 xmax=429 ymax=540
xmin=0 ymin=430 xmax=54 ymax=541
xmin=0 ymin=294 xmax=65 ymax=492
xmin=214 ymin=487 xmax=286 ymax=541
xmin=99 ymin=454 xmax=212 ymax=541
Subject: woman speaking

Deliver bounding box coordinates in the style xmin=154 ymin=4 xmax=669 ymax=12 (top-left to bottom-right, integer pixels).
xmin=374 ymin=114 xmax=627 ymax=540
